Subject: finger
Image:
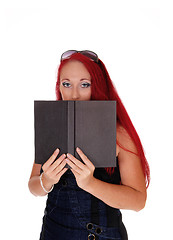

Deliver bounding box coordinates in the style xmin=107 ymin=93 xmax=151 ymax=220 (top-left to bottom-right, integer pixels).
xmin=56 ymin=166 xmax=68 ymax=178
xmin=49 ymin=154 xmax=66 ymax=172
xmin=43 ymin=148 xmax=60 ymax=171
xmin=53 ymin=158 xmax=68 ymax=175
xmin=67 ymin=153 xmax=86 ymax=170
xmin=70 ymin=167 xmax=80 ymax=177
xmin=76 ymin=147 xmax=95 ymax=170
xmin=66 ymin=159 xmax=83 ymax=174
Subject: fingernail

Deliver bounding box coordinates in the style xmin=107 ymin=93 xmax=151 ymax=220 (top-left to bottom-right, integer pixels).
xmin=56 ymin=148 xmax=59 ymax=153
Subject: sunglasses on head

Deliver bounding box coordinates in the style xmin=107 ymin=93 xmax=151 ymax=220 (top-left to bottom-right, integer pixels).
xmin=61 ymin=50 xmax=99 ymax=63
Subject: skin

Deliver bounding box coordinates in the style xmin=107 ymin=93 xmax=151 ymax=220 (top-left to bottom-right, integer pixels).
xmin=59 ymin=60 xmax=92 ymax=101
xmin=28 ymin=60 xmax=147 ymax=211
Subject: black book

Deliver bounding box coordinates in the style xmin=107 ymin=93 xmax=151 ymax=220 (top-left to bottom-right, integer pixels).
xmin=34 ymin=100 xmax=116 ymax=168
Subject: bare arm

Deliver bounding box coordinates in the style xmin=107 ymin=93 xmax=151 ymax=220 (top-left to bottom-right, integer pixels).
xmin=28 ymin=163 xmax=47 ymax=196
xmin=85 ymin=151 xmax=146 ymax=211
xmin=85 ymin=127 xmax=147 ymax=211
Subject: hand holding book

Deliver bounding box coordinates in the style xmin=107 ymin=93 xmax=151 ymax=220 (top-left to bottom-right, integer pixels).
xmin=65 ymin=147 xmax=96 ymax=190
xmin=41 ymin=148 xmax=68 ymax=189
xmin=41 ymin=146 xmax=96 ymax=191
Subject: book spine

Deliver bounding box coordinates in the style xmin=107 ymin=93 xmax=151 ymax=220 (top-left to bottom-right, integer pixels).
xmin=67 ymin=101 xmax=75 ymax=156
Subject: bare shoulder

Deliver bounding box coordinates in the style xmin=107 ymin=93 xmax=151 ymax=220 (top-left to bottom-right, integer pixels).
xmin=29 ymin=162 xmax=42 ymax=179
xmin=116 ymin=124 xmax=138 ymax=155
xmin=116 ymin=123 xmax=146 ymax=192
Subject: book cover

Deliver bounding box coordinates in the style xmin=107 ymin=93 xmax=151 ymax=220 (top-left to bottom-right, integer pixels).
xmin=34 ymin=100 xmax=116 ymax=168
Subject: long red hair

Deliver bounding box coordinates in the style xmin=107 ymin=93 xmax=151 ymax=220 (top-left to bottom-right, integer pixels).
xmin=55 ymin=53 xmax=150 ymax=187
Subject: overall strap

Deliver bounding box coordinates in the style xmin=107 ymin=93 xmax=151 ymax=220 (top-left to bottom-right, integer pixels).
xmin=90 ymin=196 xmax=128 ymax=240
xmin=90 ymin=196 xmax=117 ymax=240
xmin=106 ymin=205 xmax=128 ymax=240
xmin=91 ymin=195 xmax=99 ymax=224
xmin=106 ymin=205 xmax=119 ymax=227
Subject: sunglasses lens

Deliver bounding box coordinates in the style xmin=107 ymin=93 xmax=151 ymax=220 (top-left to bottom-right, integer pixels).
xmin=81 ymin=51 xmax=98 ymax=62
xmin=61 ymin=50 xmax=77 ymax=61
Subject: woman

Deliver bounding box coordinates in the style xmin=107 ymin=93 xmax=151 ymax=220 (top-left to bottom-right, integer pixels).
xmin=28 ymin=50 xmax=150 ymax=240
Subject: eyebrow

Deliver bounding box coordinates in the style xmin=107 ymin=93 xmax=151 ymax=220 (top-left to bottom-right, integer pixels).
xmin=61 ymin=78 xmax=91 ymax=82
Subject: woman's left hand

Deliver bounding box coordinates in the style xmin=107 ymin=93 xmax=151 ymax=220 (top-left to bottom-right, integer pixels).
xmin=66 ymin=147 xmax=95 ymax=190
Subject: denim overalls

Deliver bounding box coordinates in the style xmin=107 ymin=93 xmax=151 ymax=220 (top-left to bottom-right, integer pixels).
xmin=39 ymin=158 xmax=128 ymax=240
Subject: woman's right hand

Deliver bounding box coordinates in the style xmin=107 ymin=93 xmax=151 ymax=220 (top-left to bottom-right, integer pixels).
xmin=41 ymin=148 xmax=68 ymax=191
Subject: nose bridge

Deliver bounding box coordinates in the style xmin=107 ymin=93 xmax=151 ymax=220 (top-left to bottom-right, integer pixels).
xmin=72 ymin=84 xmax=80 ymax=99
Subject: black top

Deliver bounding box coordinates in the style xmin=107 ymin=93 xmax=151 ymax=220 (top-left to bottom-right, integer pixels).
xmin=93 ymin=157 xmax=121 ymax=184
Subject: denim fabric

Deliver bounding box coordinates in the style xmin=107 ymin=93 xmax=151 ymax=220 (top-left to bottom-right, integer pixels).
xmin=39 ymin=169 xmax=127 ymax=240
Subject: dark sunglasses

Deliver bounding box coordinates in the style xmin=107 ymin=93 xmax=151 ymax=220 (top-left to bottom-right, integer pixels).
xmin=61 ymin=50 xmax=99 ymax=63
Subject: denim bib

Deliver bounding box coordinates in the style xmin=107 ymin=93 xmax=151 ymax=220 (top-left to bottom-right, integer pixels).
xmin=39 ymin=158 xmax=128 ymax=240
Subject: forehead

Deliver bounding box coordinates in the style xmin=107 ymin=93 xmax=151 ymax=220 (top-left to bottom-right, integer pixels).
xmin=60 ymin=60 xmax=91 ymax=78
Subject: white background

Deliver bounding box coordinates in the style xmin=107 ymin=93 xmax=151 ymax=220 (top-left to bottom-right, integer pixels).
xmin=1 ymin=0 xmax=173 ymax=239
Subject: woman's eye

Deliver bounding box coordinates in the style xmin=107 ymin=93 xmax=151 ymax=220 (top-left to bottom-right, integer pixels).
xmin=81 ymin=83 xmax=91 ymax=88
xmin=62 ymin=82 xmax=71 ymax=87
xmin=62 ymin=82 xmax=91 ymax=88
